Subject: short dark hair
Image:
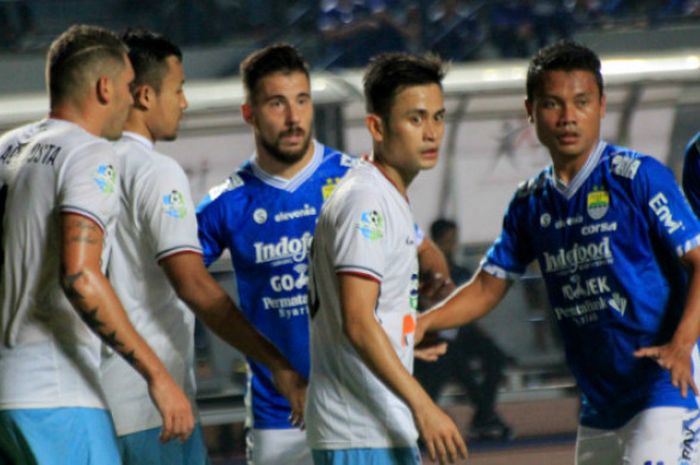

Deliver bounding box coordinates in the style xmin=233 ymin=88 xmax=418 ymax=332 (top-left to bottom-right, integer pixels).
xmin=363 ymin=52 xmax=446 ymax=122
xmin=240 ymin=44 xmax=310 ymax=104
xmin=122 ymin=28 xmax=182 ymax=93
xmin=526 ymin=40 xmax=604 ymax=102
xmin=47 ymin=24 xmax=127 ymax=107
xmin=430 ymin=218 xmax=457 ymax=242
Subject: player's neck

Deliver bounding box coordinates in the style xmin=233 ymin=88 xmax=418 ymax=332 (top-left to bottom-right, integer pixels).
xmin=551 ymin=151 xmax=592 ymax=186
xmin=49 ymin=105 xmax=102 ymax=138
xmin=256 ymin=140 xmax=315 ymax=180
xmin=371 ymin=157 xmax=415 ymax=198
xmin=122 ymin=114 xmax=155 ymax=144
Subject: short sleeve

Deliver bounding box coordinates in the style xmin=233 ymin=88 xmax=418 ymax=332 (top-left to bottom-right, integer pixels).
xmin=59 ymin=141 xmax=118 ymax=231
xmin=138 ymin=159 xmax=201 ymax=261
xmin=333 ymin=188 xmax=388 ymax=282
xmin=481 ymin=195 xmax=534 ymax=280
xmin=196 ymin=195 xmax=227 ymax=267
xmin=636 ymin=157 xmax=700 ymax=257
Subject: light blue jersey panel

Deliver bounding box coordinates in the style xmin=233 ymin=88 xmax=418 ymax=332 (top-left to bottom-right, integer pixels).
xmin=197 ymin=142 xmax=355 ymax=429
xmin=0 ymin=407 xmax=120 ymax=465
xmin=483 ymin=141 xmax=700 ymax=429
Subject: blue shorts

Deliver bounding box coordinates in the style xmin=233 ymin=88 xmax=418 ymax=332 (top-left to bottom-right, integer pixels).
xmin=0 ymin=407 xmax=120 ymax=465
xmin=311 ymin=447 xmax=421 ymax=465
xmin=118 ymin=423 xmax=210 ymax=465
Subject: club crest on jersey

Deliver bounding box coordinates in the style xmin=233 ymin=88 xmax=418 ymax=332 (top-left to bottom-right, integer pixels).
xmin=94 ymin=164 xmax=116 ymax=193
xmin=357 ymin=210 xmax=384 ymax=240
xmin=587 ymin=188 xmax=609 ymax=220
xmin=540 ymin=213 xmax=551 ymax=228
xmin=163 ymin=190 xmax=187 ymax=219
xmin=322 ymin=177 xmax=342 ymax=200
xmin=253 ymin=208 xmax=268 ymax=224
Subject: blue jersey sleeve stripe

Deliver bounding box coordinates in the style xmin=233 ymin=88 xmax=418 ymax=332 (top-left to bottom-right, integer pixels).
xmin=59 ymin=205 xmax=106 ymax=232
xmin=480 ymin=260 xmax=522 ymax=280
xmin=676 ymin=233 xmax=700 ymax=257
xmin=335 ymin=265 xmax=383 ymax=281
xmin=155 ymin=245 xmax=203 ymax=261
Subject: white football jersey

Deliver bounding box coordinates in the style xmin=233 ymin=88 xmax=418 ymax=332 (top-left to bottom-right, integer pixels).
xmin=0 ymin=118 xmax=119 ymax=409
xmin=101 ymin=132 xmax=201 ymax=435
xmin=306 ymin=160 xmax=419 ymax=449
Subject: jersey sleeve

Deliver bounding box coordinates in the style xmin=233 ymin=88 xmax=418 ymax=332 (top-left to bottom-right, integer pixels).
xmin=138 ymin=159 xmax=201 ymax=262
xmin=481 ymin=194 xmax=535 ymax=279
xmin=58 ymin=140 xmax=119 ymax=232
xmin=636 ymin=157 xmax=700 ymax=257
xmin=332 ymin=187 xmax=389 ymax=282
xmin=682 ymin=132 xmax=700 ymax=217
xmin=196 ymin=195 xmax=228 ymax=267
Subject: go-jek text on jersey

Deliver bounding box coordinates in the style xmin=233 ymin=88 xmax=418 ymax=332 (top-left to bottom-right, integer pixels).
xmin=483 ymin=141 xmax=700 ymax=429
xmin=196 ymin=141 xmax=355 ymax=429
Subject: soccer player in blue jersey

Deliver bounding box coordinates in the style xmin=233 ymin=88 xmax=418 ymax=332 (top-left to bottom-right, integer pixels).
xmin=418 ymin=40 xmax=700 ymax=464
xmin=196 ymin=44 xmax=354 ymax=465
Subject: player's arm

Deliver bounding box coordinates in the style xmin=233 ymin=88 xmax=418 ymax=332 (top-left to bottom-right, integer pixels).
xmin=60 ymin=213 xmax=194 ymax=442
xmin=339 ymin=273 xmax=467 ymax=464
xmin=417 ymin=268 xmax=511 ymax=344
xmin=417 ymin=237 xmax=454 ymax=303
xmin=160 ymin=252 xmax=306 ymax=426
xmin=635 ymin=246 xmax=700 ymax=398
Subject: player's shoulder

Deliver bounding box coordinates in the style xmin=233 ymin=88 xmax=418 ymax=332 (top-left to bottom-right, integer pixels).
xmin=319 ymin=143 xmax=358 ymax=171
xmin=685 ymin=130 xmax=700 ymax=160
xmin=196 ymin=165 xmax=251 ymax=215
xmin=514 ymin=168 xmax=549 ymax=199
xmin=602 ymin=143 xmax=665 ymax=182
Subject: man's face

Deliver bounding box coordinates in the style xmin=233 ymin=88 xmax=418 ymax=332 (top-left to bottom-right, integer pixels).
xmin=526 ymin=69 xmax=606 ymax=165
xmin=149 ymin=56 xmax=188 ymax=141
xmin=246 ymin=71 xmax=313 ymax=165
xmin=104 ymin=54 xmax=135 ymax=141
xmin=379 ymin=83 xmax=445 ymax=177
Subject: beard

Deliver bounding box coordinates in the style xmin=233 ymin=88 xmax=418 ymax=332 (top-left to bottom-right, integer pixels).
xmin=260 ymin=126 xmax=312 ymax=165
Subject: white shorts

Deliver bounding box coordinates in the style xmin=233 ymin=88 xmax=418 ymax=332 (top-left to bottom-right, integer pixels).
xmin=576 ymin=407 xmax=700 ymax=465
xmin=247 ymin=428 xmax=311 ymax=465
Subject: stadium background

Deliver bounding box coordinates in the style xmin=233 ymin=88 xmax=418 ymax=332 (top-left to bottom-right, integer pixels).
xmin=2 ymin=1 xmax=700 ymax=463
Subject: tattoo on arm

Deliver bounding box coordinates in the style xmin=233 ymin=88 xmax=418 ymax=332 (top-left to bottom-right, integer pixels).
xmin=61 ymin=269 xmax=139 ymax=368
xmin=67 ymin=219 xmax=100 ymax=245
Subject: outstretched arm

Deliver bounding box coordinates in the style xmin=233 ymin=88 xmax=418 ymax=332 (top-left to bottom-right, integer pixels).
xmin=339 ymin=273 xmax=467 ymax=464
xmin=60 ymin=213 xmax=194 ymax=443
xmin=160 ymin=252 xmax=306 ymax=426
xmin=635 ymin=246 xmax=700 ymax=398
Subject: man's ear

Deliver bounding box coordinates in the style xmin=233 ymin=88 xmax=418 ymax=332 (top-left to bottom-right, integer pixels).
xmin=524 ymin=98 xmax=534 ymax=123
xmin=96 ymin=75 xmax=112 ymax=105
xmin=366 ymin=113 xmax=384 ymax=144
xmin=241 ymin=103 xmax=254 ymax=125
xmin=132 ymin=84 xmax=153 ymax=111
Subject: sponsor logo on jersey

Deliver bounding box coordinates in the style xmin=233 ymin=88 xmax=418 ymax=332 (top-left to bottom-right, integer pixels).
xmin=340 ymin=154 xmax=357 ymax=168
xmin=561 ymin=275 xmax=610 ymax=301
xmin=254 ymin=231 xmax=313 ymax=264
xmin=163 ymin=189 xmax=187 ymax=219
xmin=322 ymin=177 xmax=342 ymax=200
xmin=274 ymin=204 xmax=317 ymax=222
xmin=581 ymin=221 xmax=618 ymax=236
xmin=555 ymin=215 xmax=584 ymax=230
xmin=611 ymin=155 xmax=641 ymax=179
xmin=587 ymin=188 xmax=609 ymax=220
xmin=608 ymin=292 xmax=627 ymax=316
xmin=553 ymin=296 xmax=606 ymax=324
xmin=206 ymin=174 xmax=245 ymax=202
xmin=270 ymin=264 xmax=308 ymax=292
xmin=540 ymin=213 xmax=551 ymax=228
xmin=253 ymin=208 xmax=268 ymax=224
xmin=94 ymin=164 xmax=116 ymax=193
xmin=543 ymin=237 xmax=612 ymax=274
xmin=401 ymin=314 xmax=416 ymax=348
xmin=409 ymin=272 xmax=419 ymax=310
xmin=649 ymin=192 xmax=684 ymax=234
xmin=357 ymin=210 xmax=384 ymax=240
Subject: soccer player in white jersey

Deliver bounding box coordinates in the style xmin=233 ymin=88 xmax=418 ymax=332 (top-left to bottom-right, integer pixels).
xmin=0 ymin=25 xmax=194 ymax=465
xmin=306 ymin=53 xmax=468 ymax=465
xmin=418 ymin=41 xmax=700 ymax=464
xmin=103 ymin=30 xmax=306 ymax=465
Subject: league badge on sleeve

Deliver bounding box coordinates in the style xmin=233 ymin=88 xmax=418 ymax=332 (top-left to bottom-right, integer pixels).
xmin=163 ymin=189 xmax=187 ymax=219
xmin=357 ymin=210 xmax=384 ymax=240
xmin=94 ymin=164 xmax=116 ymax=193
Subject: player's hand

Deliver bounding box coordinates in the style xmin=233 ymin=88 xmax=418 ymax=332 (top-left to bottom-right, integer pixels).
xmin=414 ymin=401 xmax=468 ymax=465
xmin=419 ymin=272 xmax=455 ymax=309
xmin=272 ymin=366 xmax=307 ymax=429
xmin=148 ymin=373 xmax=195 ymax=443
xmin=414 ymin=339 xmax=448 ymax=362
xmin=634 ymin=342 xmax=699 ymax=398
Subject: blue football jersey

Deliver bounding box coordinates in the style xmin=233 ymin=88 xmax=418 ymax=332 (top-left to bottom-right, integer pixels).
xmin=683 ymin=130 xmax=700 ymax=216
xmin=196 ymin=141 xmax=356 ymax=429
xmin=483 ymin=141 xmax=700 ymax=429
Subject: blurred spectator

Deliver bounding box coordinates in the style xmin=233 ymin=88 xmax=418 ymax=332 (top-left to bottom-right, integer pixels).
xmin=0 ymin=0 xmax=32 ymax=49
xmin=414 ymin=218 xmax=513 ymax=441
xmin=530 ymin=0 xmax=574 ymax=48
xmin=489 ymin=0 xmax=535 ymax=58
xmin=317 ymin=0 xmax=405 ymax=68
xmin=428 ymin=0 xmax=485 ymax=61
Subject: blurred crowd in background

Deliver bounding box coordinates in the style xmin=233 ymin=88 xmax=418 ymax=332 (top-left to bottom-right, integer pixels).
xmin=2 ymin=0 xmax=700 ymax=68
